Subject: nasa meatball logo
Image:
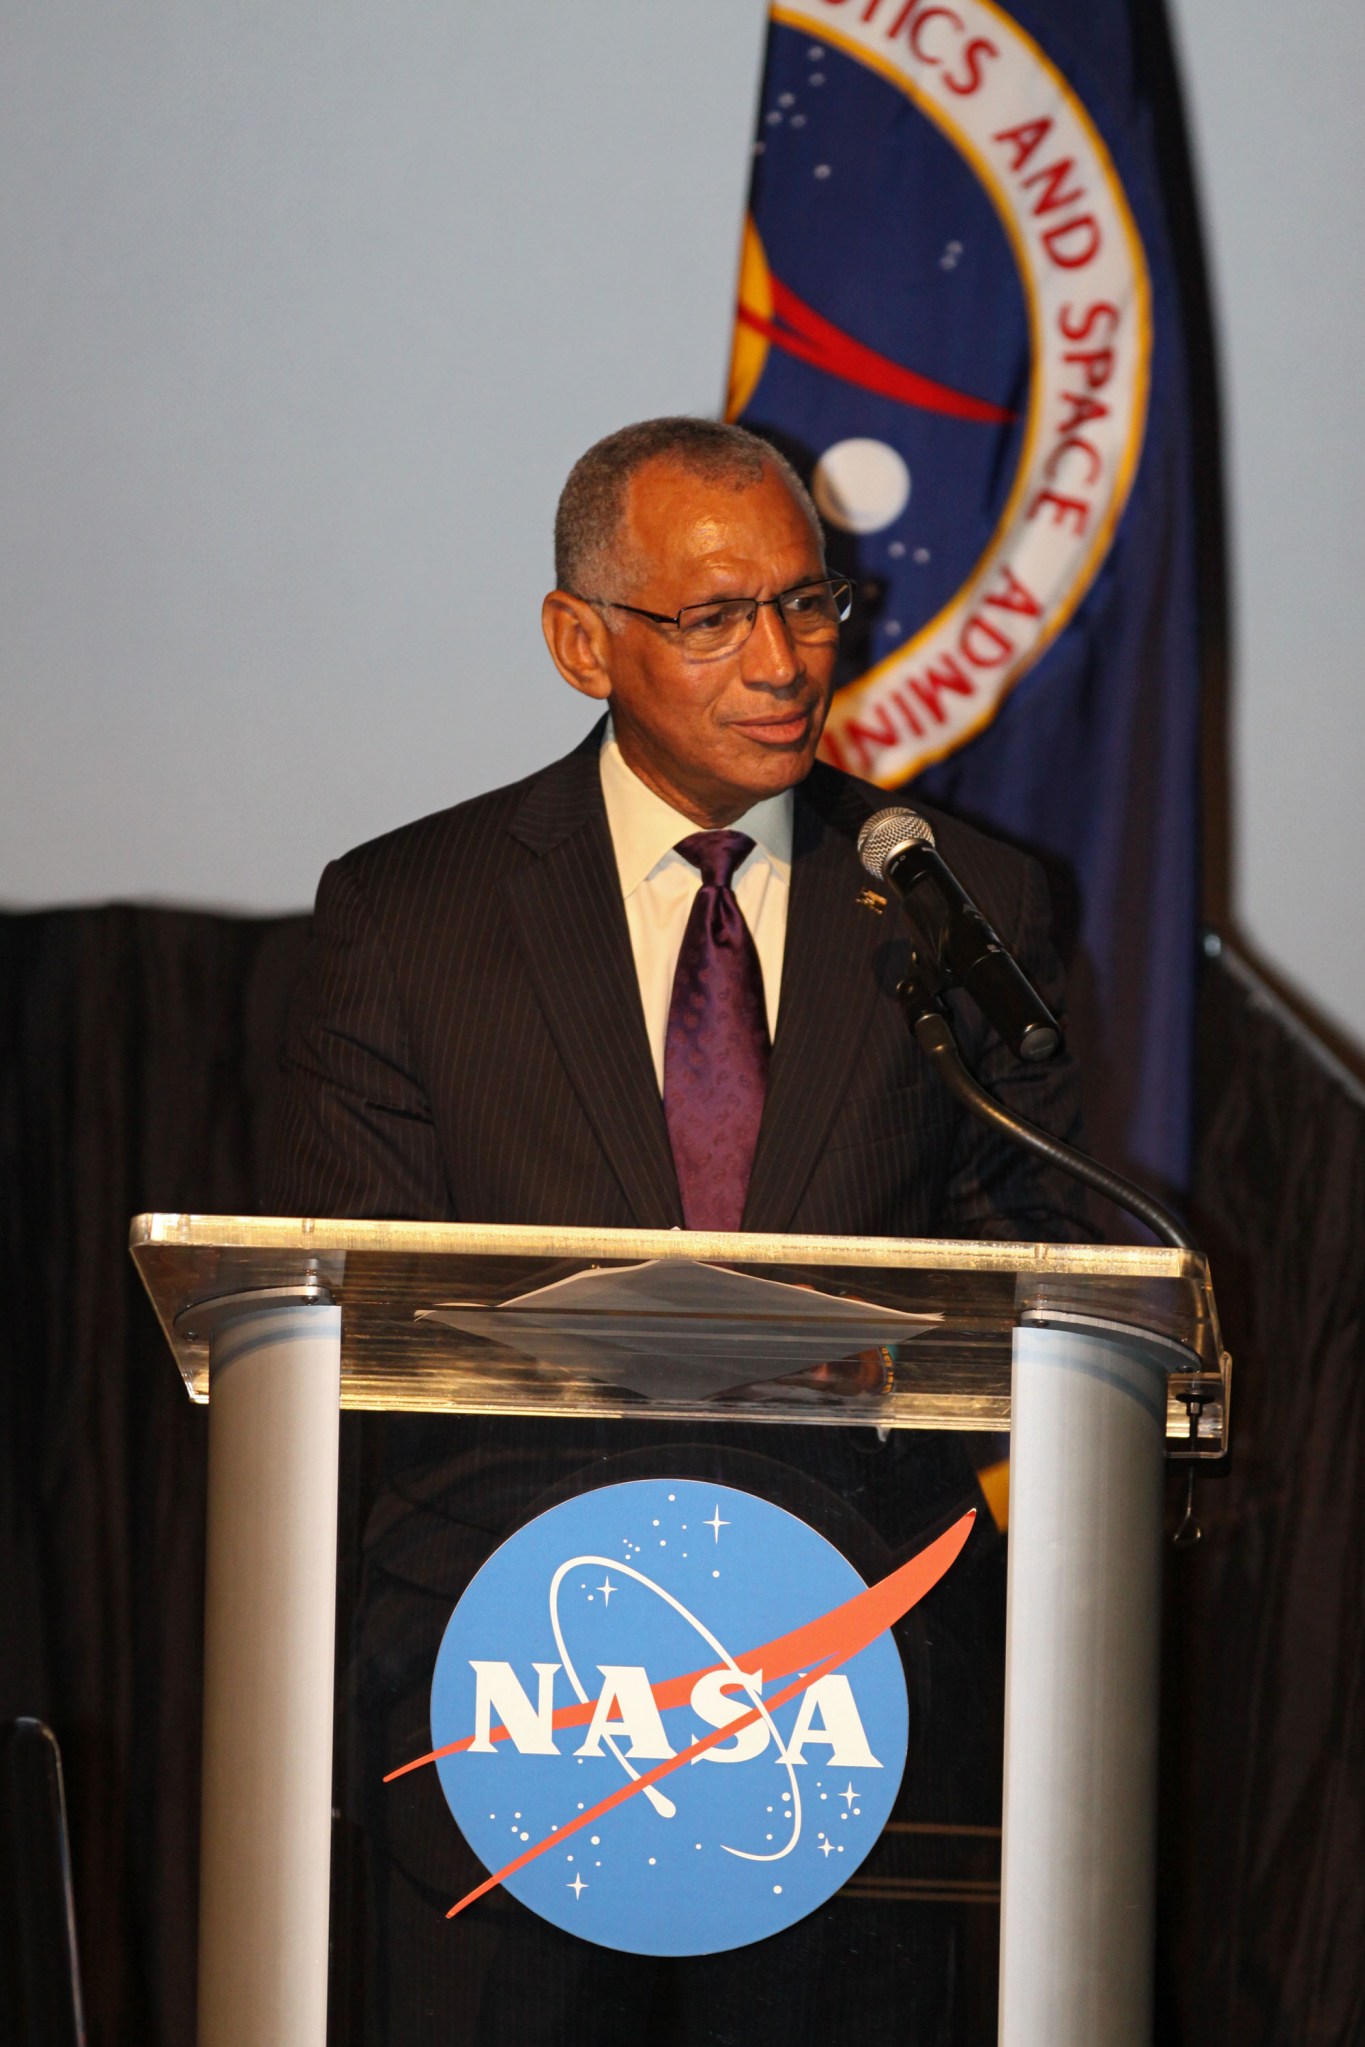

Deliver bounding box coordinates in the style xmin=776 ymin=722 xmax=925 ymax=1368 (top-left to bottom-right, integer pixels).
xmin=394 ymin=1480 xmax=973 ymax=1954
xmin=730 ymin=1 xmax=1152 ymax=785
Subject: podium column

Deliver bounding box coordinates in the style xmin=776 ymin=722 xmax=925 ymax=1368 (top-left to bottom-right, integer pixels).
xmin=191 ymin=1294 xmax=342 ymax=2047
xmin=999 ymin=1323 xmax=1168 ymax=2047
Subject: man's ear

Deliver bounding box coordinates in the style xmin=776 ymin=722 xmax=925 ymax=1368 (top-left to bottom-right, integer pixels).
xmin=542 ymin=590 xmax=614 ymax=702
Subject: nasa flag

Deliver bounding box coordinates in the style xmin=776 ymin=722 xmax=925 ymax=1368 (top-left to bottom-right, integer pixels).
xmin=729 ymin=0 xmax=1206 ymax=1192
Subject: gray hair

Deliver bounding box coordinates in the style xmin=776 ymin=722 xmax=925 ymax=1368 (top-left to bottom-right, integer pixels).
xmin=553 ymin=415 xmax=822 ymax=599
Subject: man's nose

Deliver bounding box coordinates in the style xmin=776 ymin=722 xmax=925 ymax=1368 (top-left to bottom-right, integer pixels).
xmin=741 ymin=598 xmax=802 ymax=685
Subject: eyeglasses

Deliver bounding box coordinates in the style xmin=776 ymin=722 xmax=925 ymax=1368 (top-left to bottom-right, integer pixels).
xmin=585 ymin=575 xmax=853 ymax=659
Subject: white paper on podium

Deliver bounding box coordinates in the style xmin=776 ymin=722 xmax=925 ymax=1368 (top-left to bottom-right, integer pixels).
xmin=418 ymin=1258 xmax=939 ymax=1401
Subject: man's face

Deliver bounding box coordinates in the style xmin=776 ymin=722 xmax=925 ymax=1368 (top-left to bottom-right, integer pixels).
xmin=563 ymin=457 xmax=837 ymax=826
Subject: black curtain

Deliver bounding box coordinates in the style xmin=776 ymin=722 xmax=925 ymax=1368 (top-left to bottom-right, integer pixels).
xmin=1159 ymin=949 xmax=1365 ymax=2045
xmin=2 ymin=906 xmax=1362 ymax=2044
xmin=0 ymin=908 xmax=309 ymax=2046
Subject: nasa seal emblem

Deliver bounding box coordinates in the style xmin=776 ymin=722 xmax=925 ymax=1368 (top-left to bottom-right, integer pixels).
xmin=729 ymin=1 xmax=1152 ymax=785
xmin=392 ymin=1479 xmax=974 ymax=1955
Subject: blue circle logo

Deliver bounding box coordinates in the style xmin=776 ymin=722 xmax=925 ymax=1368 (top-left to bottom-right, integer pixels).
xmin=423 ymin=1479 xmax=932 ymax=1955
xmin=732 ymin=11 xmax=1152 ymax=786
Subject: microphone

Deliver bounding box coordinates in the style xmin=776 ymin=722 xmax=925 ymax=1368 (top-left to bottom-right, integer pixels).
xmin=858 ymin=807 xmax=1197 ymax=1250
xmin=857 ymin=807 xmax=1063 ymax=1063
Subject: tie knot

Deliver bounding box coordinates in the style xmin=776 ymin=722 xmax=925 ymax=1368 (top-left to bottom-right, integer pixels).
xmin=675 ymin=829 xmax=755 ymax=891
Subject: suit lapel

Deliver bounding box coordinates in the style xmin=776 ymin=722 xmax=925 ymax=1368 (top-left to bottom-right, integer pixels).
xmin=742 ymin=771 xmax=888 ymax=1232
xmin=502 ymin=737 xmax=683 ymax=1227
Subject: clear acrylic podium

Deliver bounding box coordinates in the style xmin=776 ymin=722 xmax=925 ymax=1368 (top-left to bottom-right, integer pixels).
xmin=131 ymin=1215 xmax=1228 ymax=2047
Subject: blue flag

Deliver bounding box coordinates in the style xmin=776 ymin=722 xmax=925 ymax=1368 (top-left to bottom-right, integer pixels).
xmin=728 ymin=1 xmax=1203 ymax=1195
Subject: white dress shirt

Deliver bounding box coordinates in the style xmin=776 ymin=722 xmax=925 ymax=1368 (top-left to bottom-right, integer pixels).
xmin=599 ymin=724 xmax=793 ymax=1092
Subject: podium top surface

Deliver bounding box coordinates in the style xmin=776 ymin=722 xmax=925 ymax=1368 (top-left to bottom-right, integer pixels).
xmin=130 ymin=1215 xmax=1227 ymax=1451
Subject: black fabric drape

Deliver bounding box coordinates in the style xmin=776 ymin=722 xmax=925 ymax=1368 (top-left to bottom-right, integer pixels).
xmin=2 ymin=907 xmax=1363 ymax=2044
xmin=0 ymin=907 xmax=309 ymax=2046
xmin=1158 ymin=948 xmax=1365 ymax=2046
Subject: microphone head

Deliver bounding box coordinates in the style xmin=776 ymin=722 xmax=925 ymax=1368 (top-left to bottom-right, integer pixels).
xmin=857 ymin=806 xmax=936 ymax=881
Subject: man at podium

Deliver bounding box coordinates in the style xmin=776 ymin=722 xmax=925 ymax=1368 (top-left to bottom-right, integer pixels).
xmin=268 ymin=415 xmax=1088 ymax=1245
xmin=264 ymin=417 xmax=1092 ymax=2046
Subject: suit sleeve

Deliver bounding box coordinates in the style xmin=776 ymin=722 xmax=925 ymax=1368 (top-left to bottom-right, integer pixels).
xmin=263 ymin=857 xmax=454 ymax=1219
xmin=937 ymin=852 xmax=1098 ymax=1243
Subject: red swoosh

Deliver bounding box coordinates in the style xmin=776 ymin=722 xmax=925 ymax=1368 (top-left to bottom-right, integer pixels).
xmin=738 ymin=278 xmax=1014 ymax=425
xmin=387 ymin=1509 xmax=974 ymax=1782
xmin=415 ymin=1509 xmax=976 ymax=1921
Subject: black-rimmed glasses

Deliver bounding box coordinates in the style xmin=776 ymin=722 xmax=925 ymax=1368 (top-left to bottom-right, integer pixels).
xmin=584 ymin=575 xmax=853 ymax=659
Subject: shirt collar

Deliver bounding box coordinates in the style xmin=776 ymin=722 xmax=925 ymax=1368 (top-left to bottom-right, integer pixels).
xmin=599 ymin=719 xmax=794 ymax=897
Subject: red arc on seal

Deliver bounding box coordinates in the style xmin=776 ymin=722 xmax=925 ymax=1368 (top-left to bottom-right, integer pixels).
xmin=389 ymin=1508 xmax=976 ymax=1921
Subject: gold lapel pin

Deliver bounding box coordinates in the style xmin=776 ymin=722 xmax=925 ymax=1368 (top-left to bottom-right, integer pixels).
xmin=855 ymin=888 xmax=887 ymax=913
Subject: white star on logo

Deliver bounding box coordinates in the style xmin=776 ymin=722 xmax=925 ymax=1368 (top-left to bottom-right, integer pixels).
xmin=567 ymin=1872 xmax=587 ymax=1899
xmin=597 ymin=1576 xmax=616 ymax=1605
xmin=839 ymin=1782 xmax=858 ymax=1810
xmin=705 ymin=1506 xmax=730 ymax=1543
xmin=819 ymin=1838 xmax=834 ymax=1857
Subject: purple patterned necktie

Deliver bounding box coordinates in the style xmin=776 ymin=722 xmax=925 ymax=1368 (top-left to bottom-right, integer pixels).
xmin=664 ymin=829 xmax=771 ymax=1231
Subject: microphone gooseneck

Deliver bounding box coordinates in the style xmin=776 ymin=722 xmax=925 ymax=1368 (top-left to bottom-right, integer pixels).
xmin=859 ymin=805 xmax=1198 ymax=1253
xmin=857 ymin=806 xmax=1062 ymax=1064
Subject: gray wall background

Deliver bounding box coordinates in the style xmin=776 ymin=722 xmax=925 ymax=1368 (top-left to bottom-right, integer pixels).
xmin=2 ymin=1 xmax=1362 ymax=1045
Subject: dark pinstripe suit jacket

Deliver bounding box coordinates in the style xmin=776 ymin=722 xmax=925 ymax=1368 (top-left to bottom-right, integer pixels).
xmin=266 ymin=727 xmax=1090 ymax=1238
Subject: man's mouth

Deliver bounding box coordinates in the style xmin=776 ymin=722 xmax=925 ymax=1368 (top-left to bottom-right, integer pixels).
xmin=729 ymin=707 xmax=814 ymax=746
